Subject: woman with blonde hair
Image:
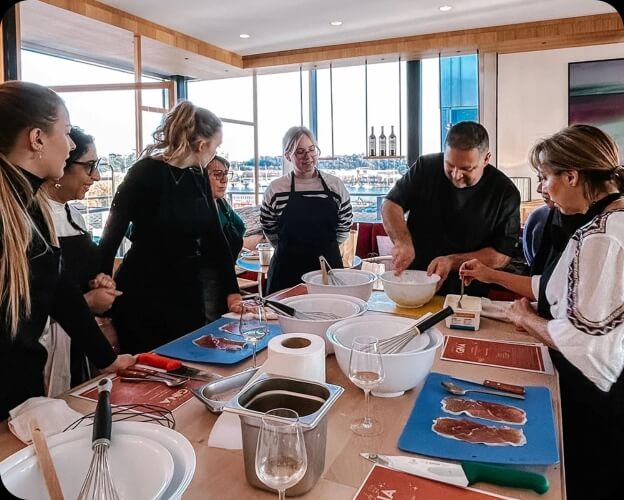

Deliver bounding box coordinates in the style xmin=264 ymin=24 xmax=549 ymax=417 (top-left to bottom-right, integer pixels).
xmin=99 ymin=101 xmax=241 ymax=354
xmin=261 ymin=126 xmax=352 ymax=294
xmin=0 ymin=81 xmax=134 ymax=418
xmin=464 ymin=124 xmax=624 ymax=499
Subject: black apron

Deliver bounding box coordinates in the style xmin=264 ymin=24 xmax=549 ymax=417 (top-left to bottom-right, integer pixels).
xmin=537 ymin=192 xmax=624 ymax=500
xmin=266 ymin=171 xmax=343 ymax=294
xmin=58 ymin=222 xmax=101 ymax=387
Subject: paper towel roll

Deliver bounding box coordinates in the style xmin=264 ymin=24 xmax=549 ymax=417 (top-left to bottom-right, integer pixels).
xmin=264 ymin=333 xmax=326 ymax=383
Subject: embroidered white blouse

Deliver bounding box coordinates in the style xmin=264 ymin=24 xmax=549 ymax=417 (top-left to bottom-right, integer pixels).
xmin=532 ymin=209 xmax=624 ymax=392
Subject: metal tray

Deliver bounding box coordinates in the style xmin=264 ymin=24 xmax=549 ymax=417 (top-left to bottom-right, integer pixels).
xmin=191 ymin=367 xmax=259 ymax=413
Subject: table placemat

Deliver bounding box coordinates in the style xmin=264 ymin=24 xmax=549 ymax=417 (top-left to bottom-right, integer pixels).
xmin=367 ymin=292 xmax=446 ymax=318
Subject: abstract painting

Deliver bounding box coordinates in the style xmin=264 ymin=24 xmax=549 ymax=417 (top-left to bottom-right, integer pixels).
xmin=569 ymin=58 xmax=624 ymax=156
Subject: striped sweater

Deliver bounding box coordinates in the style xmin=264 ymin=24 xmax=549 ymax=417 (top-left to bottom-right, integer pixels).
xmin=261 ymin=171 xmax=353 ymax=247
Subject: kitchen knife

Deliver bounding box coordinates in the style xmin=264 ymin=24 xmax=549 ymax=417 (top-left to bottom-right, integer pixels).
xmin=137 ymin=353 xmax=221 ymax=382
xmin=360 ymin=453 xmax=549 ymax=494
xmin=450 ymin=375 xmax=526 ymax=396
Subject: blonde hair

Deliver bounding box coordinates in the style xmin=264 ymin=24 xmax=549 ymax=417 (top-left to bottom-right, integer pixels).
xmin=530 ymin=124 xmax=624 ymax=202
xmin=0 ymin=81 xmax=62 ymax=337
xmin=142 ymin=100 xmax=222 ymax=164
xmin=282 ymin=126 xmax=318 ymax=156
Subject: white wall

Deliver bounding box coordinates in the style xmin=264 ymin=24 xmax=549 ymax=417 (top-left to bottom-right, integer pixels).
xmin=497 ymin=42 xmax=624 ymax=199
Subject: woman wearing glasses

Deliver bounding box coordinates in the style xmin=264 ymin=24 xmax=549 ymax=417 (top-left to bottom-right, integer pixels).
xmin=99 ymin=101 xmax=241 ymax=353
xmin=261 ymin=126 xmax=353 ymax=294
xmin=42 ymin=127 xmax=122 ymax=392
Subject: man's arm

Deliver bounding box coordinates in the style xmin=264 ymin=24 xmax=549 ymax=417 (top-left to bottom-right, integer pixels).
xmin=381 ymin=199 xmax=415 ymax=274
xmin=427 ymin=247 xmax=511 ymax=282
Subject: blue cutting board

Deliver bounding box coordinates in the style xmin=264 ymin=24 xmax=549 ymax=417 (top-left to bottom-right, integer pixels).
xmin=398 ymin=372 xmax=559 ymax=465
xmin=154 ymin=318 xmax=283 ymax=365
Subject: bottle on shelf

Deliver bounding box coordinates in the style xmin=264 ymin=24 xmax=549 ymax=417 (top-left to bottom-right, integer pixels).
xmin=379 ymin=126 xmax=387 ymax=156
xmin=368 ymin=126 xmax=376 ymax=156
xmin=389 ymin=125 xmax=396 ymax=157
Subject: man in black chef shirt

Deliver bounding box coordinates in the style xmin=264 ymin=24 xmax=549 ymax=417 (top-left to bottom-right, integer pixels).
xmin=382 ymin=121 xmax=520 ymax=296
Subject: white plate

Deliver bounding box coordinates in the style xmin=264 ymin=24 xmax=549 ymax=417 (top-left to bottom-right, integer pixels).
xmin=0 ymin=421 xmax=196 ymax=500
xmin=1 ymin=433 xmax=174 ymax=500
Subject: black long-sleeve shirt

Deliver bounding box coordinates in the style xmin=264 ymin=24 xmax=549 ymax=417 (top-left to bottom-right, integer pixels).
xmin=98 ymin=157 xmax=239 ymax=353
xmin=0 ymin=169 xmax=115 ymax=419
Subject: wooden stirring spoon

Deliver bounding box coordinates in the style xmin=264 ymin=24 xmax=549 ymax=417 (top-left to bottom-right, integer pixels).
xmin=29 ymin=418 xmax=64 ymax=500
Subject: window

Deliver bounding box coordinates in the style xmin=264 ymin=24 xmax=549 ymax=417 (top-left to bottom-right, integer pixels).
xmin=440 ymin=54 xmax=479 ymax=145
xmin=188 ymin=76 xmax=253 ymax=122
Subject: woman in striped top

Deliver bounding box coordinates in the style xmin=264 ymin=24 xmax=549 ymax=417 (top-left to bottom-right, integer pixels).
xmin=261 ymin=126 xmax=352 ymax=294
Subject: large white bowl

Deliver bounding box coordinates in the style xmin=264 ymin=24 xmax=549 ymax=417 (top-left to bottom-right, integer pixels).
xmin=278 ymin=294 xmax=368 ymax=354
xmin=380 ymin=270 xmax=440 ymax=308
xmin=302 ymin=269 xmax=377 ymax=301
xmin=326 ymin=314 xmax=444 ymax=397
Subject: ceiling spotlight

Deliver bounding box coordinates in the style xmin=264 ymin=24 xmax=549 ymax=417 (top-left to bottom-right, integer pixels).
xmin=439 ymin=5 xmax=453 ymax=11
xmin=239 ymin=33 xmax=250 ymax=39
xmin=330 ymin=20 xmax=343 ymax=26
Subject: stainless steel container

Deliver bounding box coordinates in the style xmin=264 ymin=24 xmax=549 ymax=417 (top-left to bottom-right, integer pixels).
xmin=223 ymin=373 xmax=343 ymax=496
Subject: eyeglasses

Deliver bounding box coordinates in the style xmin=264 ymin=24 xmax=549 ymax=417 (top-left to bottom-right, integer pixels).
xmin=73 ymin=158 xmax=102 ymax=176
xmin=293 ymin=145 xmax=320 ymax=158
xmin=210 ymin=169 xmax=234 ymax=182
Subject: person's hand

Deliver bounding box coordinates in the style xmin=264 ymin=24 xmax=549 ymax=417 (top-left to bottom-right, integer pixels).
xmin=89 ymin=273 xmax=116 ymax=290
xmin=506 ymin=297 xmax=536 ymax=330
xmin=427 ymin=255 xmax=453 ymax=283
xmin=459 ymin=259 xmax=493 ymax=286
xmin=227 ymin=293 xmax=243 ymax=314
xmin=84 ymin=288 xmax=123 ymax=315
xmin=391 ymin=241 xmax=415 ymax=275
xmin=102 ymin=354 xmax=136 ymax=374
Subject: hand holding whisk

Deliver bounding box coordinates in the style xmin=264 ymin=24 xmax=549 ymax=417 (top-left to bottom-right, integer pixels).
xmin=77 ymin=377 xmax=120 ymax=500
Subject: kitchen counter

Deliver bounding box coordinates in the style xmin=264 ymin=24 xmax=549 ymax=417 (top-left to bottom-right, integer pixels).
xmin=0 ymin=308 xmax=564 ymax=499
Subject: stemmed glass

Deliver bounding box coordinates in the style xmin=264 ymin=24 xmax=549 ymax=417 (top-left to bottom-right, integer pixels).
xmin=349 ymin=335 xmax=385 ymax=436
xmin=255 ymin=408 xmax=308 ymax=500
xmin=239 ymin=298 xmax=268 ymax=368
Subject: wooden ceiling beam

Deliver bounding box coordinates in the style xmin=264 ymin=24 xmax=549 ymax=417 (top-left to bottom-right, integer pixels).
xmin=40 ymin=0 xmax=243 ymax=68
xmin=242 ymin=13 xmax=624 ymax=69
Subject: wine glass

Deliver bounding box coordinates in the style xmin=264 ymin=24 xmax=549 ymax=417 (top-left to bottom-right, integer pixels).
xmin=255 ymin=408 xmax=308 ymax=500
xmin=239 ymin=298 xmax=268 ymax=368
xmin=348 ymin=335 xmax=385 ymax=436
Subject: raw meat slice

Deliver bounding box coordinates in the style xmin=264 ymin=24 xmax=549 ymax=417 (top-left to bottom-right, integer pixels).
xmin=192 ymin=334 xmax=245 ymax=351
xmin=432 ymin=417 xmax=527 ymax=446
xmin=441 ymin=397 xmax=527 ymax=425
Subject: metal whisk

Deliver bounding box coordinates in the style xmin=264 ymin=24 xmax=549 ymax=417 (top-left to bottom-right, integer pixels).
xmin=77 ymin=377 xmax=120 ymax=500
xmin=261 ymin=297 xmax=341 ymax=320
xmin=377 ymin=306 xmax=455 ymax=354
xmin=319 ymin=255 xmax=347 ymax=286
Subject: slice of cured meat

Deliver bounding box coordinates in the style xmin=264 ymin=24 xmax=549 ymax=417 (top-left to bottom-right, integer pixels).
xmin=432 ymin=417 xmax=527 ymax=447
xmin=192 ymin=334 xmax=246 ymax=351
xmin=441 ymin=397 xmax=527 ymax=425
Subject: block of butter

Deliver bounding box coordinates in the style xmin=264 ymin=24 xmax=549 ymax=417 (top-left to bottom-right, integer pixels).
xmin=443 ymin=294 xmax=482 ymax=331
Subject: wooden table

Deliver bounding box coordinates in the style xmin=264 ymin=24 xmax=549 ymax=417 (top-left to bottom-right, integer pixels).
xmin=0 ymin=312 xmax=564 ymax=499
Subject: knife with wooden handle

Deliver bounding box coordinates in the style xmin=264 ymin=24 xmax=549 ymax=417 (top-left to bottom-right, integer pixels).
xmin=451 ymin=375 xmax=526 ymax=396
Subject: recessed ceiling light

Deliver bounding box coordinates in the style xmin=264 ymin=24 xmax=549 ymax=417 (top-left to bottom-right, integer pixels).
xmin=330 ymin=20 xmax=343 ymax=26
xmin=439 ymin=5 xmax=453 ymax=11
xmin=239 ymin=33 xmax=250 ymax=39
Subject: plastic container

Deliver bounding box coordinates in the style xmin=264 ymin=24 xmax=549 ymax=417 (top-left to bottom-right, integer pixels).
xmin=301 ymin=269 xmax=377 ymax=301
xmin=223 ymin=374 xmax=343 ymax=496
xmin=443 ymin=294 xmax=482 ymax=331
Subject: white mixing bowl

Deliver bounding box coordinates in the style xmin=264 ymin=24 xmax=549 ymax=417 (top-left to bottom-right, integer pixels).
xmin=380 ymin=270 xmax=440 ymax=308
xmin=278 ymin=294 xmax=368 ymax=354
xmin=301 ymin=269 xmax=377 ymax=301
xmin=326 ymin=314 xmax=444 ymax=397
